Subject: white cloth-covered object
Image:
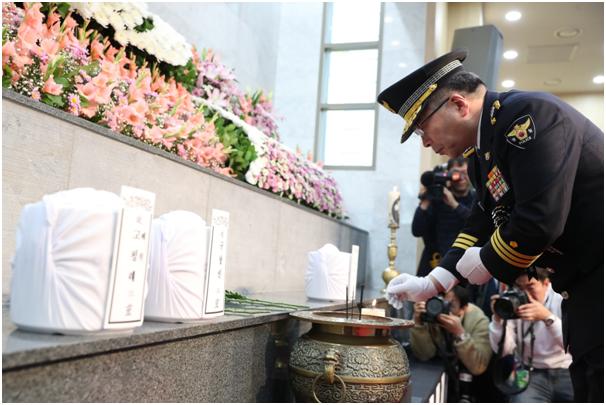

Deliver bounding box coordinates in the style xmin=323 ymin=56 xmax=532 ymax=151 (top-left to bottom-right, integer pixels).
xmin=145 ymin=211 xmax=209 ymax=322
xmin=10 ymin=188 xmax=124 ymax=334
xmin=305 ymin=244 xmax=351 ymax=301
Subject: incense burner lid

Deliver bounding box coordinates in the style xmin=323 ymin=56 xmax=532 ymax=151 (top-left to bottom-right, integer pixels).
xmin=290 ymin=310 xmax=414 ymax=330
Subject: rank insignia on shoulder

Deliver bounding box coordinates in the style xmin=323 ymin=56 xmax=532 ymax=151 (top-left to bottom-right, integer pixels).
xmin=490 ymin=100 xmax=501 ymax=125
xmin=505 ymin=115 xmax=536 ymax=149
xmin=486 ymin=166 xmax=510 ymax=202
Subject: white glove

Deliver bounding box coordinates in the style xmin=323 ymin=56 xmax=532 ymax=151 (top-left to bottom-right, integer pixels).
xmin=456 ymin=246 xmax=492 ymax=284
xmin=386 ymin=273 xmax=438 ymax=305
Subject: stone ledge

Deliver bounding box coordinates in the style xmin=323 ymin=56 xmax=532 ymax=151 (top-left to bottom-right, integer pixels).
xmin=2 ymin=290 xmax=385 ymax=370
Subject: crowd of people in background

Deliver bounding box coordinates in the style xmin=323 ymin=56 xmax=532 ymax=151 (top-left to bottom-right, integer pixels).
xmin=407 ymin=157 xmax=574 ymax=403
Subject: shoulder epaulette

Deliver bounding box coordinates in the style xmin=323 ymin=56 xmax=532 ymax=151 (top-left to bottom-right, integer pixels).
xmin=462 ymin=147 xmax=475 ymax=158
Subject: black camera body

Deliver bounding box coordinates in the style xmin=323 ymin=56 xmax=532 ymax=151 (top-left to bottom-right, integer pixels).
xmin=421 ymin=296 xmax=451 ymax=323
xmin=494 ymin=288 xmax=529 ymax=320
xmin=420 ymin=166 xmax=462 ymax=201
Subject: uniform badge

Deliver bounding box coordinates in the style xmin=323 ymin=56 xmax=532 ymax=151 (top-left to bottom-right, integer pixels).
xmin=505 ymin=115 xmax=536 ymax=149
xmin=486 ymin=166 xmax=510 ymax=202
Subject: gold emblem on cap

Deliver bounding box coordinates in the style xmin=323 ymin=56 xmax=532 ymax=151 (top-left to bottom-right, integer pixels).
xmin=381 ymin=101 xmax=395 ymax=113
xmin=402 ymin=84 xmax=438 ymax=134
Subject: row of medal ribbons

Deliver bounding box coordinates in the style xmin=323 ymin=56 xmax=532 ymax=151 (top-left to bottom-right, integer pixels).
xmin=9 ymin=187 xmax=227 ymax=336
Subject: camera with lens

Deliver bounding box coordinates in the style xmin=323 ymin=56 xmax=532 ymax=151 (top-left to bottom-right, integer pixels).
xmin=493 ymin=288 xmax=529 ymax=320
xmin=421 ymin=295 xmax=451 ymax=323
xmin=420 ymin=165 xmax=462 ymax=201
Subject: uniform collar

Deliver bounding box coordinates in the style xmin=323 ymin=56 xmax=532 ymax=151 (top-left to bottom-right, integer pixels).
xmin=477 ymin=91 xmax=501 ymax=152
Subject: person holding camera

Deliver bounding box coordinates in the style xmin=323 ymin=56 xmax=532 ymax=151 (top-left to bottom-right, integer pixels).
xmin=412 ymin=157 xmax=475 ymax=277
xmin=379 ymin=50 xmax=603 ymax=402
xmin=489 ymin=267 xmax=573 ymax=402
xmin=410 ymin=285 xmax=492 ymax=402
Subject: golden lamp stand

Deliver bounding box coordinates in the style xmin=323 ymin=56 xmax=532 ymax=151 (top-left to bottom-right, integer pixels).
xmin=382 ymin=223 xmax=400 ymax=293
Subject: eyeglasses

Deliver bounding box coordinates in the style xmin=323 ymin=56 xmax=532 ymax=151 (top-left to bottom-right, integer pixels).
xmin=412 ymin=97 xmax=450 ymax=137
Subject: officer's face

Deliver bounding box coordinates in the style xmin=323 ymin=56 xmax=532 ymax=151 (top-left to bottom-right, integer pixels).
xmin=417 ymin=96 xmax=474 ymax=157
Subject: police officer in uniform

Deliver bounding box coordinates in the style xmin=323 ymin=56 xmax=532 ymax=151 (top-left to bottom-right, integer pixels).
xmin=378 ymin=49 xmax=603 ymax=402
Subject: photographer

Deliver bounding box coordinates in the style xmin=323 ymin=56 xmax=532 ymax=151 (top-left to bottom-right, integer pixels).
xmin=489 ymin=267 xmax=573 ymax=402
xmin=412 ymin=157 xmax=475 ymax=277
xmin=410 ymin=285 xmax=492 ymax=401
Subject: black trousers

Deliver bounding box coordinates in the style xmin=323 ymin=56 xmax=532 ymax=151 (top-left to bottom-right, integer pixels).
xmin=569 ymin=345 xmax=604 ymax=403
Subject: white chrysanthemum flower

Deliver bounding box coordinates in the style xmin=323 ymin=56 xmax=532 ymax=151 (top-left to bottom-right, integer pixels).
xmin=69 ymin=2 xmax=192 ymax=66
xmin=245 ymin=157 xmax=269 ymax=185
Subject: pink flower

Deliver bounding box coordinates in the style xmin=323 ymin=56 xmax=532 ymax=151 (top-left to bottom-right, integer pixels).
xmin=90 ymin=37 xmax=105 ymax=61
xmin=2 ymin=41 xmax=17 ymax=62
xmin=31 ymin=88 xmax=41 ymax=101
xmin=80 ymin=103 xmax=99 ymax=118
xmin=22 ymin=3 xmax=44 ymax=31
xmin=42 ymin=75 xmax=63 ymax=96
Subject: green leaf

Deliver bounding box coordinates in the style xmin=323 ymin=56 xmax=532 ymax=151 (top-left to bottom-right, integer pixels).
xmin=2 ymin=66 xmax=13 ymax=88
xmin=42 ymin=93 xmax=65 ymax=108
xmin=56 ymin=3 xmax=71 ymax=18
xmin=134 ymin=17 xmax=155 ymax=33
xmin=53 ymin=76 xmax=70 ymax=87
xmin=79 ymin=94 xmax=90 ymax=108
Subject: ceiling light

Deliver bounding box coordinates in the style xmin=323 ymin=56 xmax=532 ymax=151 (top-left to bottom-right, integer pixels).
xmin=593 ymin=75 xmax=604 ymax=84
xmin=543 ymin=78 xmax=562 ymax=86
xmin=384 ymin=16 xmax=393 ymax=24
xmin=398 ymin=62 xmax=407 ymax=68
xmin=555 ymin=27 xmax=582 ymax=39
xmin=501 ymin=80 xmax=515 ymax=88
xmin=505 ymin=11 xmax=521 ymax=22
xmin=503 ymin=50 xmax=518 ymax=60
xmin=391 ymin=40 xmax=400 ymax=47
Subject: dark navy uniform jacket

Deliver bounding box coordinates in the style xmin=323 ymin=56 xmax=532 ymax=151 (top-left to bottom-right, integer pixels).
xmin=440 ymin=90 xmax=604 ymax=359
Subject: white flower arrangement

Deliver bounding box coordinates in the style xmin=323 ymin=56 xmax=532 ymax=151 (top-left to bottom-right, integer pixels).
xmin=70 ymin=2 xmax=192 ymax=66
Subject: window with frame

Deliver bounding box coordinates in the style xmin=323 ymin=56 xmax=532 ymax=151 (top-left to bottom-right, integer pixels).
xmin=315 ymin=2 xmax=383 ymax=169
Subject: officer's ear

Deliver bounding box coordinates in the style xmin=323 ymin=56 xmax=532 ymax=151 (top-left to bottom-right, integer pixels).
xmin=450 ymin=93 xmax=470 ymax=118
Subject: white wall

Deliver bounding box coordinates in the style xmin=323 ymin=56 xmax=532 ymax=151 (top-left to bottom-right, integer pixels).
xmin=557 ymin=93 xmax=604 ymax=131
xmin=147 ymin=3 xmax=282 ymax=91
xmin=273 ymin=3 xmax=324 ymax=153
xmin=147 ymin=2 xmax=428 ymax=290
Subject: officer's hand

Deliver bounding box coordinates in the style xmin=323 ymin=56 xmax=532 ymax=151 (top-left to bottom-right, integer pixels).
xmin=386 ymin=273 xmax=438 ymax=307
xmin=489 ymin=293 xmax=502 ymax=322
xmin=442 ymin=187 xmax=459 ymax=209
xmin=456 ymin=247 xmax=493 ymax=284
xmin=437 ymin=313 xmax=465 ymax=336
xmin=516 ymin=295 xmax=551 ymax=321
xmin=413 ymin=301 xmax=426 ymax=324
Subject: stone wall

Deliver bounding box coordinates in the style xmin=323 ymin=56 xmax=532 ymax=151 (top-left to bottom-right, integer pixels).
xmin=2 ymin=92 xmax=368 ymax=297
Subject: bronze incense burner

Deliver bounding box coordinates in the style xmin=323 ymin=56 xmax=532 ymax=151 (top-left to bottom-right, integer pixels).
xmin=289 ymin=310 xmax=414 ymax=403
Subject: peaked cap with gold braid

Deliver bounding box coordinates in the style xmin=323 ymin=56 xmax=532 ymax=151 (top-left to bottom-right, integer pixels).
xmin=377 ymin=49 xmax=468 ymax=143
